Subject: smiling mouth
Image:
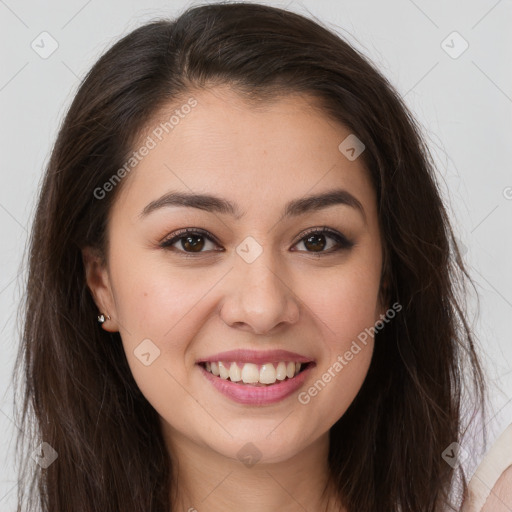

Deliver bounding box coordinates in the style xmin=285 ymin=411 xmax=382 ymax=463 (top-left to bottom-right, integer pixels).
xmin=197 ymin=361 xmax=313 ymax=386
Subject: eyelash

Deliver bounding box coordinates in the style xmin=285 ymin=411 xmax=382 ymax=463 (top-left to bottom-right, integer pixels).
xmin=159 ymin=226 xmax=354 ymax=257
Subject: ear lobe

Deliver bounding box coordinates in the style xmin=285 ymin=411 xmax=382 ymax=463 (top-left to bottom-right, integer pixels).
xmin=81 ymin=246 xmax=119 ymax=332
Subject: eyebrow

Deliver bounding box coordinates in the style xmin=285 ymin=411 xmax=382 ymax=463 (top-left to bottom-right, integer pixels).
xmin=139 ymin=188 xmax=366 ymax=223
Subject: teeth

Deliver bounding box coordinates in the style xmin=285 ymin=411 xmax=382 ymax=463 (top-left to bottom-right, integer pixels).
xmin=276 ymin=362 xmax=287 ymax=380
xmin=218 ymin=361 xmax=229 ymax=380
xmin=259 ymin=363 xmax=276 ymax=384
xmin=229 ymin=362 xmax=241 ymax=382
xmin=203 ymin=360 xmax=305 ymax=385
xmin=241 ymin=363 xmax=260 ymax=384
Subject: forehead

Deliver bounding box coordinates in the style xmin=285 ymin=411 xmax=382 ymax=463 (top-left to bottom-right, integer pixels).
xmin=110 ymin=87 xmax=377 ymax=225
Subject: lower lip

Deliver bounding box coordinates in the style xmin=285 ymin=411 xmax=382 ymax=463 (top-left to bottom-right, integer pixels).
xmin=198 ymin=363 xmax=315 ymax=405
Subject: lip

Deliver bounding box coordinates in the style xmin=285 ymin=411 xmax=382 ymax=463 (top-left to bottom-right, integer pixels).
xmin=196 ymin=349 xmax=314 ymax=365
xmin=198 ymin=361 xmax=315 ymax=405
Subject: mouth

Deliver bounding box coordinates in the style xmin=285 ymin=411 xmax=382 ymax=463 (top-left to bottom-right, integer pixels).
xmin=196 ymin=348 xmax=315 ymax=387
xmin=197 ymin=360 xmax=314 ymax=387
xmin=197 ymin=354 xmax=316 ymax=405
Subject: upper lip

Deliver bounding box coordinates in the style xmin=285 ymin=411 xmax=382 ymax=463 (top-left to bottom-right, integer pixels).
xmin=196 ymin=349 xmax=314 ymax=365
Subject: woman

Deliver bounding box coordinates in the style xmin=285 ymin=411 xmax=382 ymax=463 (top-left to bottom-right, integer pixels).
xmin=14 ymin=2 xmax=495 ymax=511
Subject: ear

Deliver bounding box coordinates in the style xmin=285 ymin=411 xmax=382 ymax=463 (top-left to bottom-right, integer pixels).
xmin=82 ymin=246 xmax=119 ymax=332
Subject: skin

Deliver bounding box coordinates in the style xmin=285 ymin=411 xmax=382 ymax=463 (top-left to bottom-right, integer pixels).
xmin=481 ymin=465 xmax=512 ymax=511
xmin=83 ymin=86 xmax=387 ymax=512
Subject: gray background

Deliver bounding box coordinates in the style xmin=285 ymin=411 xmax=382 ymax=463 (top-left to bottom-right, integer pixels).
xmin=1 ymin=0 xmax=511 ymax=508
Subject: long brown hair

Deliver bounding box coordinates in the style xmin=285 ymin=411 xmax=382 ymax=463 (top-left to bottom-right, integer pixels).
xmin=14 ymin=3 xmax=487 ymax=511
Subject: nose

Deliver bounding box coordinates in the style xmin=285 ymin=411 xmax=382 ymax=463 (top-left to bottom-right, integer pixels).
xmin=219 ymin=246 xmax=301 ymax=335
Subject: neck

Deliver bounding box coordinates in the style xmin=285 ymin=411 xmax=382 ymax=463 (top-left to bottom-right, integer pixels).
xmin=163 ymin=426 xmax=345 ymax=512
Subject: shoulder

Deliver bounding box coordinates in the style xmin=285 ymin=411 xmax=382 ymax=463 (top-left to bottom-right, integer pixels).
xmin=463 ymin=423 xmax=512 ymax=512
xmin=480 ymin=464 xmax=512 ymax=512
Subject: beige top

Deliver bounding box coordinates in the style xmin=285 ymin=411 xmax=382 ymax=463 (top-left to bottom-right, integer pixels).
xmin=462 ymin=423 xmax=512 ymax=511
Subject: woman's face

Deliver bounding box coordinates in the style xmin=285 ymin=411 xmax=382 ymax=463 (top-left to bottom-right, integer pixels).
xmin=84 ymin=86 xmax=386 ymax=465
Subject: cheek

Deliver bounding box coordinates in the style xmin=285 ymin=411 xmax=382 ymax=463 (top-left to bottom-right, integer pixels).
xmin=108 ymin=252 xmax=226 ymax=405
xmin=302 ymin=257 xmax=382 ymax=338
xmin=293 ymin=256 xmax=380 ymax=418
xmin=110 ymin=261 xmax=198 ymax=414
xmin=109 ymin=248 xmax=213 ymax=340
xmin=298 ymin=342 xmax=373 ymax=429
xmin=296 ymin=266 xmax=379 ymax=418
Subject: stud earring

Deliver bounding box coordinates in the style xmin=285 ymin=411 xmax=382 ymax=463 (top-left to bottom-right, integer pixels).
xmin=97 ymin=313 xmax=111 ymax=324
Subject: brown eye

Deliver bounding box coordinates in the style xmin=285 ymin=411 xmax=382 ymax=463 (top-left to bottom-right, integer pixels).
xmin=160 ymin=228 xmax=219 ymax=254
xmin=159 ymin=226 xmax=353 ymax=257
xmin=303 ymin=233 xmax=328 ymax=252
xmin=178 ymin=234 xmax=206 ymax=252
xmin=293 ymin=228 xmax=354 ymax=254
